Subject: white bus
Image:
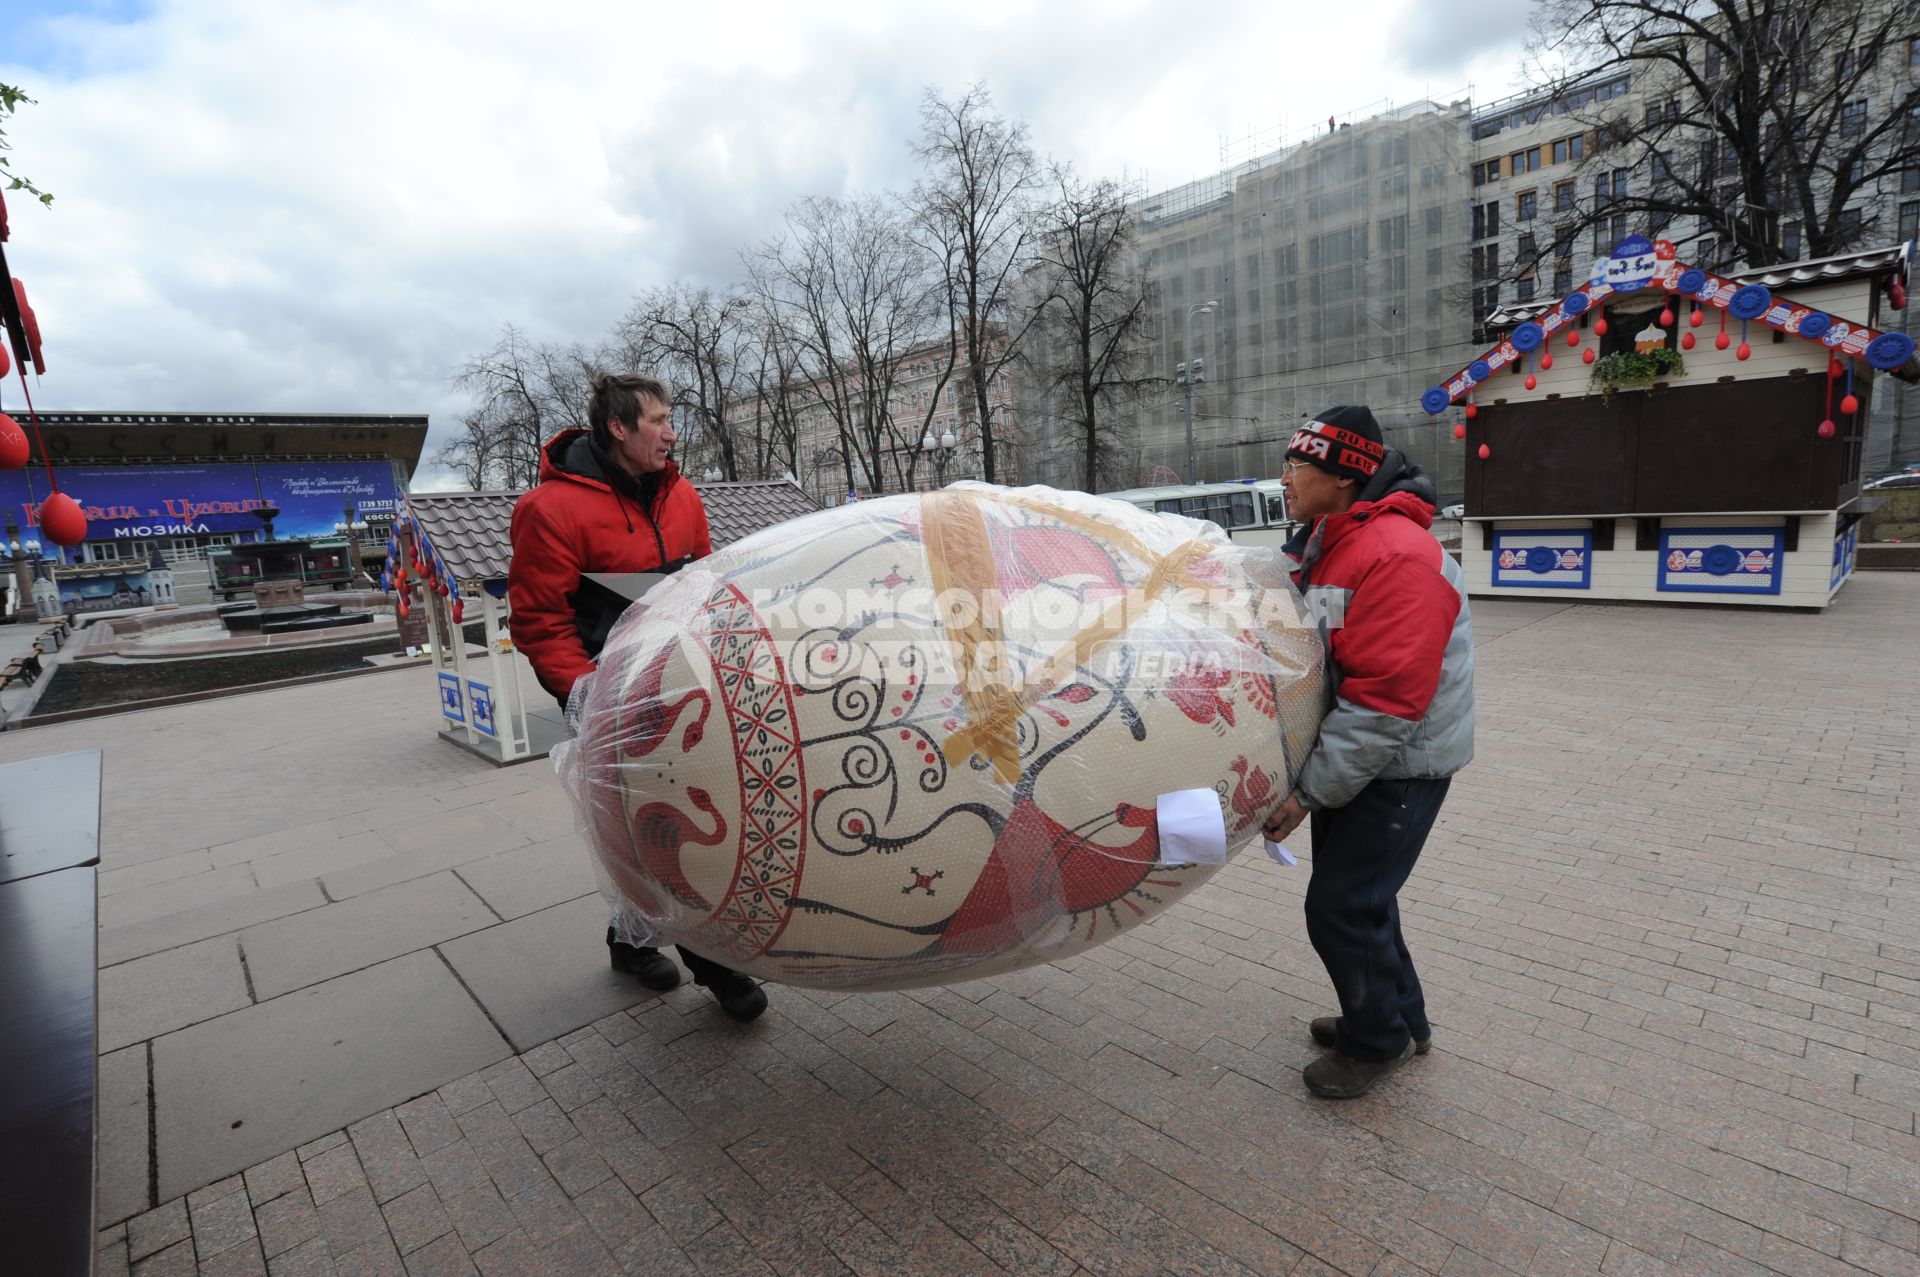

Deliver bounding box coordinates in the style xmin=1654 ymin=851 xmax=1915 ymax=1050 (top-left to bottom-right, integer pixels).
xmin=1100 ymin=479 xmax=1298 ymax=549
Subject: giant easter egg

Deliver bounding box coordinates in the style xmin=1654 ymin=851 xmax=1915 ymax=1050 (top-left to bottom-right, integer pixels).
xmin=565 ymin=484 xmax=1327 ymax=991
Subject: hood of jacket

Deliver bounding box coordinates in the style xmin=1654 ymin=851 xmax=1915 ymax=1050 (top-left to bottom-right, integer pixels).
xmin=537 ymin=428 xmax=685 ymax=509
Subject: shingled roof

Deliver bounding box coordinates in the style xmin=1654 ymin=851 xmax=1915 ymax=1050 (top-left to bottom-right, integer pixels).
xmin=405 ymin=479 xmax=818 ymax=584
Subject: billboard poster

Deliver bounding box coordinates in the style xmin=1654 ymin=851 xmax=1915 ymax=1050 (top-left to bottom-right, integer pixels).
xmin=0 ymin=460 xmax=405 ymax=546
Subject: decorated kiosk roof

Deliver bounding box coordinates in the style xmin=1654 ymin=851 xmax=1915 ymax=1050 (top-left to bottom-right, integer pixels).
xmin=399 ymin=478 xmax=821 ymax=590
xmin=1426 ymin=237 xmax=1919 ymax=417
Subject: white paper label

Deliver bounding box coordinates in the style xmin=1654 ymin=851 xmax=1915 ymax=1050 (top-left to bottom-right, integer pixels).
xmin=1265 ymin=840 xmax=1297 ymax=867
xmin=1156 ymin=788 xmax=1229 ymax=866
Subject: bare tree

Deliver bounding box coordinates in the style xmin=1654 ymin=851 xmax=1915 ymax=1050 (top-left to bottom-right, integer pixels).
xmin=431 ymin=402 xmax=515 ymax=490
xmin=616 ymin=285 xmax=756 ymax=480
xmin=1524 ymin=0 xmax=1920 ymax=270
xmin=911 ymin=86 xmax=1040 ymax=483
xmin=451 ymin=325 xmax=596 ymax=489
xmin=1021 ymin=170 xmax=1157 ymax=491
xmin=749 ymin=196 xmax=943 ymax=495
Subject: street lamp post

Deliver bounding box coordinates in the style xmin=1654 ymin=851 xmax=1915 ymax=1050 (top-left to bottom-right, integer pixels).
xmin=920 ymin=429 xmax=959 ymax=489
xmin=1176 ymin=300 xmax=1216 ymax=482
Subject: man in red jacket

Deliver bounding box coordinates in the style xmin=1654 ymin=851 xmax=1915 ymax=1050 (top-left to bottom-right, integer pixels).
xmin=1263 ymin=405 xmax=1474 ymax=1098
xmin=509 ymin=372 xmax=767 ymax=1023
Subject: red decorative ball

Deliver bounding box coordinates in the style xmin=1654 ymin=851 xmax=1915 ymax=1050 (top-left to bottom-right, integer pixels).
xmin=452 ymin=599 xmax=465 ymax=624
xmin=1582 ymin=347 xmax=1597 ymax=365
xmin=1659 ymin=308 xmax=1674 ymax=327
xmin=37 ymin=492 xmax=88 ymax=546
xmin=1680 ymin=331 xmax=1696 ymax=350
xmin=1465 ymin=403 xmax=1478 ymax=419
xmin=1817 ymin=420 xmax=1836 ymax=439
xmin=1566 ymin=329 xmax=1579 ymax=347
xmin=1539 ymin=351 xmax=1553 ymax=370
xmin=1525 ymin=373 xmax=1538 ymax=390
xmin=1689 ymin=308 xmax=1704 ymax=327
xmin=1736 ymin=341 xmax=1751 ymax=361
xmin=0 ymin=413 xmax=28 ymax=470
xmin=1840 ymin=393 xmax=1859 ymax=415
xmin=398 ymin=596 xmax=411 ymax=619
xmin=1594 ymin=317 xmax=1608 ymax=336
xmin=1452 ymin=423 xmax=1466 ymax=440
xmin=1828 ymin=358 xmax=1845 ymax=379
xmin=1715 ymin=331 xmax=1731 ymax=351
xmin=1477 ymin=444 xmax=1491 ymax=460
xmin=0 ymin=344 xmax=9 ymax=379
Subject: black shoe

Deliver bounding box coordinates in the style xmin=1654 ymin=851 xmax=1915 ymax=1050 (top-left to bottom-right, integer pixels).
xmin=698 ymin=972 xmax=767 ymax=1023
xmin=1303 ymin=1036 xmax=1418 ymax=1099
xmin=606 ymin=929 xmax=681 ymax=991
xmin=1310 ymin=1015 xmax=1430 ymax=1055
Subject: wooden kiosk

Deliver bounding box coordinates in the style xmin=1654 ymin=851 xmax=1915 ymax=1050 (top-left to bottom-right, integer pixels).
xmin=1424 ymin=237 xmax=1916 ymax=607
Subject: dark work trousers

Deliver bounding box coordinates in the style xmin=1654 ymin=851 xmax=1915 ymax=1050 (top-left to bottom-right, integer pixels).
xmin=675 ymin=946 xmax=738 ymax=986
xmin=1304 ymin=775 xmax=1452 ymax=1062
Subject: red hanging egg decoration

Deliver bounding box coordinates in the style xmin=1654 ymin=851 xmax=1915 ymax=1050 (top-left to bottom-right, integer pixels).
xmin=1689 ymin=307 xmax=1704 ymax=327
xmin=1582 ymin=346 xmax=1596 ymax=365
xmin=1566 ymin=328 xmax=1579 ymax=347
xmin=1477 ymin=443 xmax=1492 ymax=460
xmin=1524 ymin=373 xmax=1538 ymax=390
xmin=398 ymin=595 xmax=411 ymax=619
xmin=1465 ymin=402 xmax=1478 ymax=420
xmin=1452 ymin=423 xmax=1466 ymax=440
xmin=452 ymin=598 xmax=465 ymax=624
xmin=1680 ymin=331 xmax=1696 ymax=351
xmin=1659 ymin=306 xmax=1675 ymax=327
xmin=1840 ymin=393 xmax=1859 ymax=415
xmin=1594 ymin=316 xmax=1608 ymax=336
xmin=0 ymin=413 xmax=28 ymax=470
xmin=1828 ymin=358 xmax=1844 ymax=380
xmin=38 ymin=492 xmax=89 ymax=546
xmin=1539 ymin=351 xmax=1553 ymax=370
xmin=1715 ymin=331 xmax=1730 ymax=351
xmin=1736 ymin=341 xmax=1751 ymax=361
xmin=1817 ymin=420 xmax=1836 ymax=439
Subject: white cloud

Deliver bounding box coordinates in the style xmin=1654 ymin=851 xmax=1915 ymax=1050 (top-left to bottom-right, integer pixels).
xmin=1 ymin=0 xmax=1533 ymax=485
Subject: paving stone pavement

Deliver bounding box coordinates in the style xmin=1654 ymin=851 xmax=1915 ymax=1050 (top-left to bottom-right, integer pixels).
xmin=7 ymin=575 xmax=1918 ymax=1277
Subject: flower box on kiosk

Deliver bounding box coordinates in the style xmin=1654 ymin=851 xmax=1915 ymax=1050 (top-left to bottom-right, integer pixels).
xmin=1423 ymin=236 xmax=1917 ymax=607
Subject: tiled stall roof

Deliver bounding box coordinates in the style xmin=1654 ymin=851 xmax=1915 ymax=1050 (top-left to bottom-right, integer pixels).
xmin=405 ymin=479 xmax=818 ymax=582
xmin=700 ymin=479 xmax=820 ymax=549
xmin=406 ymin=491 xmax=519 ymax=584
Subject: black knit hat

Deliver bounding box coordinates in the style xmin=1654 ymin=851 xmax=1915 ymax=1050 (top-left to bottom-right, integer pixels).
xmin=1286 ymin=405 xmax=1387 ymax=482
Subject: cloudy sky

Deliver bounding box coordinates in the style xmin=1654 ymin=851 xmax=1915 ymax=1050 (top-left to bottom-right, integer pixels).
xmin=1 ymin=0 xmax=1526 ymax=486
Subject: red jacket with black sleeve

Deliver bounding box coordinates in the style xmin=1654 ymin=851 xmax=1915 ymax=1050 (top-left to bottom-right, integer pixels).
xmin=1285 ymin=459 xmax=1475 ymax=810
xmin=508 ymin=429 xmax=712 ymax=706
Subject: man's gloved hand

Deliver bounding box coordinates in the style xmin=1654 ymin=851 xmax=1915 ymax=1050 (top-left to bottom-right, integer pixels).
xmin=564 ymin=670 xmax=597 ymax=736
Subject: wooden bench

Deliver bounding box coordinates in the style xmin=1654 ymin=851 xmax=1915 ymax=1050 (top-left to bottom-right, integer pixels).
xmin=0 ymin=750 xmax=105 ymax=1277
xmin=1 ymin=650 xmax=44 ymax=690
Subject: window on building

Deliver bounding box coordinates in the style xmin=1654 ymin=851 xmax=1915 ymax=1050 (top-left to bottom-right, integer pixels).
xmin=1510 ymin=147 xmax=1542 ymax=175
xmin=1901 ymin=201 xmax=1920 ymax=246
xmin=1426 ymin=205 xmax=1444 ymax=235
xmin=1472 ymin=199 xmax=1500 ymax=240
xmin=1472 ymin=244 xmax=1501 ymax=279
xmin=1836 ymin=48 xmax=1875 ymax=82
xmin=1553 ymin=259 xmax=1573 ymax=294
xmin=1846 ymin=156 xmax=1866 ymax=186
xmin=1783 ymin=221 xmax=1803 ymax=258
xmin=1902 ymin=164 xmax=1920 ymax=195
xmin=1471 ymin=285 xmax=1501 ymax=342
xmin=1840 ymin=99 xmax=1867 ymax=138
xmin=1704 ymin=45 xmax=1723 ymax=79
xmin=1909 ymin=35 xmax=1920 ymax=67
xmin=1517 ymin=190 xmax=1537 ymax=221
xmin=1555 ymin=181 xmax=1575 ymax=213
xmin=1651 ymin=151 xmax=1674 ymax=185
xmin=1516 ymin=276 xmax=1536 ymax=303
xmin=1518 ymin=233 xmax=1539 ymax=268
xmin=1472 ymin=159 xmax=1499 ymax=186
xmin=1551 ymin=135 xmax=1585 ymax=165
xmin=1836 ymin=206 xmax=1864 ymax=240
xmin=1379 ymin=214 xmax=1407 ymax=251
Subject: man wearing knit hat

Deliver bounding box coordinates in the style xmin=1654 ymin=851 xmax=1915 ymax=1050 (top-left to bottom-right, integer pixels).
xmin=1263 ymin=405 xmax=1475 ymax=1098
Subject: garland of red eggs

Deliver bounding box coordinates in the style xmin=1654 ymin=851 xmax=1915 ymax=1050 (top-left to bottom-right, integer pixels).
xmin=379 ymin=512 xmax=464 ymax=625
xmin=1427 ymin=244 xmax=1915 ymax=461
xmin=0 ymin=190 xmax=90 ymax=545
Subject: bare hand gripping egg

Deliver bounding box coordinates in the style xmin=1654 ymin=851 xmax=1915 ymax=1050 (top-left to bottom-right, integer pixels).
xmin=560 ymin=483 xmax=1326 ymax=991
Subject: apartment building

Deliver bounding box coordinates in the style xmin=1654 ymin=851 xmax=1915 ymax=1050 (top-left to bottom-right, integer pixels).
xmin=1020 ymin=102 xmax=1478 ymax=505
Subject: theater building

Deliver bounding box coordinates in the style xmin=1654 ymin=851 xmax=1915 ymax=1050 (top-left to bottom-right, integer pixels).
xmin=0 ymin=411 xmax=427 ymax=569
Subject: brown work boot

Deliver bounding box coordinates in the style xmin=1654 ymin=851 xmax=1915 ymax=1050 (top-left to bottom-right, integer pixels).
xmin=1309 ymin=1016 xmax=1431 ymax=1055
xmin=1303 ymin=1035 xmax=1417 ymax=1099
